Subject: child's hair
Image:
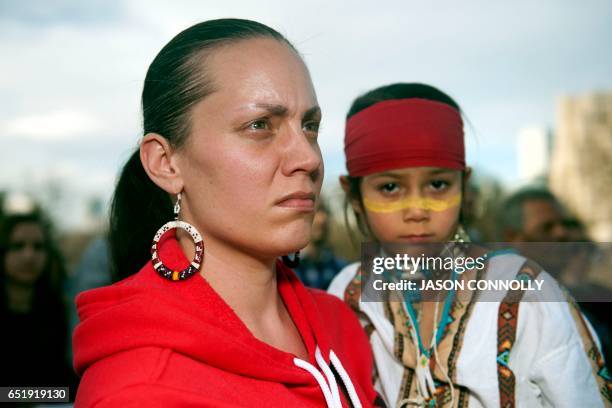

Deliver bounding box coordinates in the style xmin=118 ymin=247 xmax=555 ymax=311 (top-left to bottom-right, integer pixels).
xmin=343 ymin=83 xmax=464 ymax=242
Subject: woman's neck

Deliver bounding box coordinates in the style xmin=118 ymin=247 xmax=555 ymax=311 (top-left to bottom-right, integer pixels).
xmin=177 ymin=231 xmax=306 ymax=356
xmin=5 ymin=282 xmax=34 ymax=313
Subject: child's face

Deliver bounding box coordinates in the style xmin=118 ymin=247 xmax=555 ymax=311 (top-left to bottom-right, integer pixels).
xmin=358 ymin=167 xmax=463 ymax=243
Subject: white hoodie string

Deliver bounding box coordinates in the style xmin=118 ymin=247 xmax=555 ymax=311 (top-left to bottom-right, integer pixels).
xmin=329 ymin=350 xmax=363 ymax=408
xmin=316 ymin=348 xmax=342 ymax=407
xmin=293 ymin=346 xmax=362 ymax=408
xmin=294 ymin=355 xmax=336 ymax=407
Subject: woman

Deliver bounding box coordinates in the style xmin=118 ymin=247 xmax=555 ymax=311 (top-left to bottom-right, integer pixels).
xmin=73 ymin=19 xmax=381 ymax=407
xmin=328 ymin=83 xmax=610 ymax=407
xmin=0 ymin=211 xmax=78 ymax=399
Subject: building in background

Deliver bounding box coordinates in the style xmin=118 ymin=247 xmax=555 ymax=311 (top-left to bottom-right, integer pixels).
xmin=549 ymin=91 xmax=612 ymax=241
xmin=517 ymin=126 xmax=552 ymax=184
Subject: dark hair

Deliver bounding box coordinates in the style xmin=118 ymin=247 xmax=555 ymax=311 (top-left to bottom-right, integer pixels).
xmin=0 ymin=211 xmax=66 ymax=313
xmin=109 ymin=19 xmax=297 ymax=281
xmin=500 ymin=188 xmax=561 ymax=234
xmin=346 ymin=83 xmax=461 ymax=119
xmin=343 ymin=83 xmax=464 ymax=241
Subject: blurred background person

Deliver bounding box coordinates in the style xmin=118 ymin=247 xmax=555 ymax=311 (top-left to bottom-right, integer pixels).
xmin=500 ymin=188 xmax=611 ymax=365
xmin=294 ymin=200 xmax=347 ymax=290
xmin=560 ymin=217 xmax=598 ymax=288
xmin=499 ymin=187 xmax=570 ymax=274
xmin=500 ymin=187 xmax=569 ymax=243
xmin=0 ymin=210 xmax=78 ymax=400
xmin=557 ymin=218 xmax=612 ymax=365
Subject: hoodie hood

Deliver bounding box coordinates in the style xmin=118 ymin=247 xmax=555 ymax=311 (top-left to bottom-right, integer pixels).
xmin=73 ymin=232 xmax=333 ymax=385
xmin=72 ymin=231 xmax=377 ymax=408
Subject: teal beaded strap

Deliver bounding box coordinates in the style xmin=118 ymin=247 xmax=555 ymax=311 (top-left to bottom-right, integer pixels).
xmin=402 ymin=270 xmax=458 ymax=357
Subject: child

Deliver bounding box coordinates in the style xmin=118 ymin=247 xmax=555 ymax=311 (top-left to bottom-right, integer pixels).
xmin=329 ymin=83 xmax=610 ymax=407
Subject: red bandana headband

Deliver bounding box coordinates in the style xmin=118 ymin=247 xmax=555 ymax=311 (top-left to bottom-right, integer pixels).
xmin=344 ymin=98 xmax=465 ymax=177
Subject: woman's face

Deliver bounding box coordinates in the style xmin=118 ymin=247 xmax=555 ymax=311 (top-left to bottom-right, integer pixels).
xmin=358 ymin=167 xmax=463 ymax=244
xmin=176 ymin=38 xmax=323 ymax=260
xmin=4 ymin=222 xmax=47 ymax=286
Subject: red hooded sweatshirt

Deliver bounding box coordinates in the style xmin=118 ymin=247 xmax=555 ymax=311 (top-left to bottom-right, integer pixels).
xmin=73 ymin=232 xmax=380 ymax=407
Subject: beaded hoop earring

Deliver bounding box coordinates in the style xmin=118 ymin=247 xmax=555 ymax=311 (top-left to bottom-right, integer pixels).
xmin=282 ymin=251 xmax=300 ymax=268
xmin=151 ymin=192 xmax=204 ymax=281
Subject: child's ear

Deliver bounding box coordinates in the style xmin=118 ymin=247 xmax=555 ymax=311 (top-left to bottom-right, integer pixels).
xmin=339 ymin=175 xmax=363 ymax=214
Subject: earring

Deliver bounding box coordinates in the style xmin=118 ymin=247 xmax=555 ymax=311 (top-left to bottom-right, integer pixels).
xmin=282 ymin=251 xmax=300 ymax=268
xmin=151 ymin=192 xmax=204 ymax=281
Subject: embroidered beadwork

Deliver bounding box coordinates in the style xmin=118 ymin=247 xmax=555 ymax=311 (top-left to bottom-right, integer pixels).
xmin=496 ymin=260 xmax=541 ymax=408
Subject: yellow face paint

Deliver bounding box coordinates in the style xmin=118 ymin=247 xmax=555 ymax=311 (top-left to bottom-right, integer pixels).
xmin=363 ymin=193 xmax=461 ymax=213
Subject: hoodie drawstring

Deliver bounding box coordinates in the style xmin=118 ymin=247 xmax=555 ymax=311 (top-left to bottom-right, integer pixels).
xmin=329 ymin=350 xmax=362 ymax=408
xmin=294 ymin=353 xmax=336 ymax=407
xmin=293 ymin=346 xmax=362 ymax=408
xmin=316 ymin=347 xmax=342 ymax=407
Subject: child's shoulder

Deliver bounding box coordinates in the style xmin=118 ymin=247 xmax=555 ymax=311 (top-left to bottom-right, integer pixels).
xmin=327 ymin=262 xmax=361 ymax=300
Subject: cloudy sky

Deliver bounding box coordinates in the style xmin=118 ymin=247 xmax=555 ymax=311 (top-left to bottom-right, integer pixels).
xmin=1 ymin=0 xmax=611 ymax=229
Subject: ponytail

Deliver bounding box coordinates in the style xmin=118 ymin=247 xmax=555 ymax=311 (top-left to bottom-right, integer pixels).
xmin=109 ymin=151 xmax=172 ymax=281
